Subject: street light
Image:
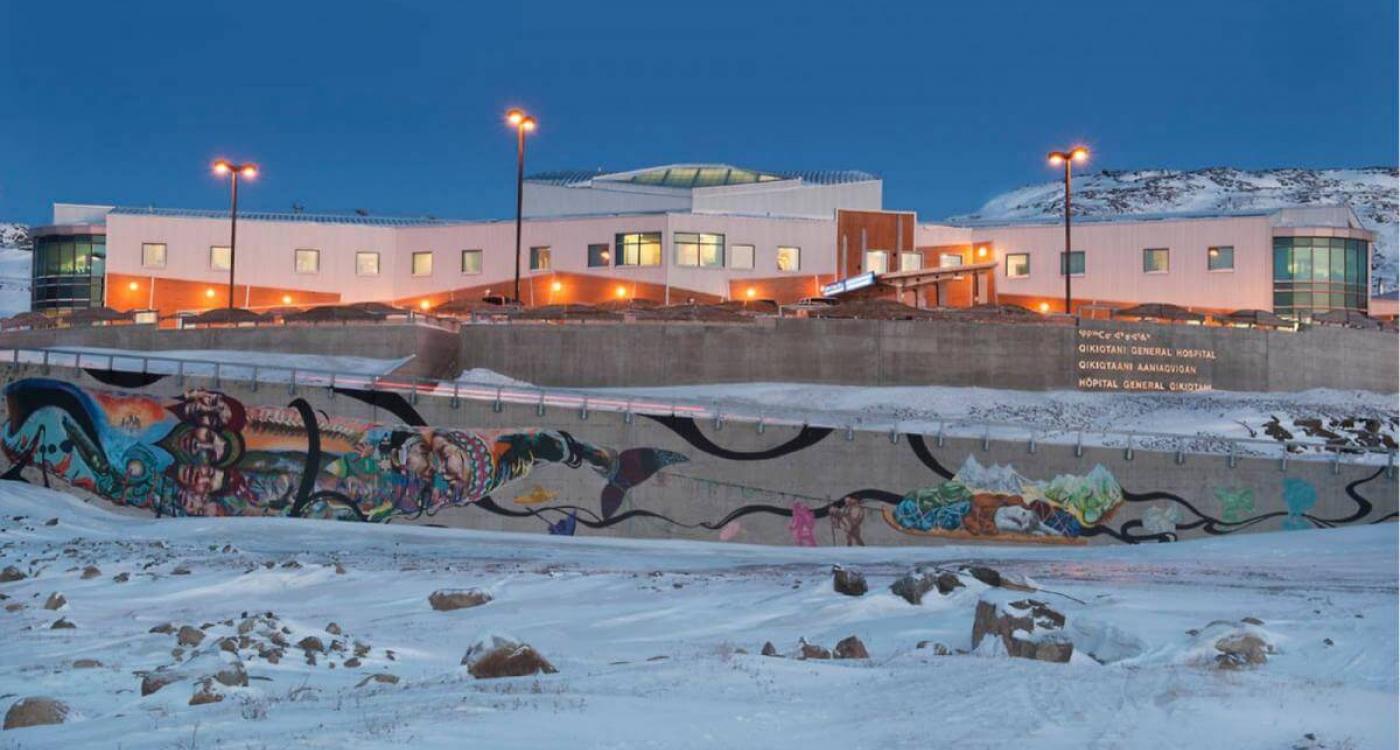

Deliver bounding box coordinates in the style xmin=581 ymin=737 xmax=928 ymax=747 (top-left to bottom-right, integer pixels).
xmin=1047 ymin=146 xmax=1088 ymax=315
xmin=505 ymin=108 xmax=537 ymax=304
xmin=212 ymin=159 xmax=258 ymax=309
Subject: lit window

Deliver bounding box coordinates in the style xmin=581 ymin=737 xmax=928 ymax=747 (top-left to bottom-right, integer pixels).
xmin=294 ymin=249 xmax=320 ymax=274
xmin=1060 ymin=251 xmax=1085 ymax=276
xmin=864 ymin=251 xmax=889 ymax=274
xmin=461 ymin=249 xmax=482 ymax=275
xmin=141 ymin=243 xmax=166 ymax=269
xmin=412 ymin=252 xmax=433 ymax=277
xmin=1143 ymin=248 xmax=1169 ymax=274
xmin=210 ymin=246 xmax=231 ymax=271
xmin=530 ymin=246 xmax=551 ymax=271
xmin=901 ymin=252 xmax=924 ymax=271
xmin=776 ymin=246 xmax=801 ymax=272
xmin=1006 ymin=253 xmax=1030 ymax=278
xmin=1208 ymin=246 xmax=1234 ymax=271
xmin=587 ymin=244 xmax=611 ymax=267
xmin=938 ymin=253 xmax=962 ymax=268
xmin=674 ymin=232 xmax=725 ymax=268
xmin=356 ymin=251 xmax=380 ymax=276
xmin=615 ymin=233 xmax=662 ymax=266
xmin=729 ymin=244 xmax=755 ymax=269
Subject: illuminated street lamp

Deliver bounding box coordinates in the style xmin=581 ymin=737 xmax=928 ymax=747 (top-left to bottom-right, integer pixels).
xmin=1047 ymin=146 xmax=1089 ymax=315
xmin=212 ymin=159 xmax=258 ymax=309
xmin=506 ymin=108 xmax=538 ymax=304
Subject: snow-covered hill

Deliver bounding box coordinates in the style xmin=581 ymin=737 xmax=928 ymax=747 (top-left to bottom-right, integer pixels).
xmin=956 ymin=167 xmax=1398 ymax=293
xmin=0 ymin=222 xmax=31 ymax=317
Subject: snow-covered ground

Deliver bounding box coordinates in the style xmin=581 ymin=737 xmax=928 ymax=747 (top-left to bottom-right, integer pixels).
xmin=25 ymin=346 xmax=412 ymax=383
xmin=0 ymin=482 xmax=1394 ymax=748
xmin=579 ymin=381 xmax=1399 ymax=459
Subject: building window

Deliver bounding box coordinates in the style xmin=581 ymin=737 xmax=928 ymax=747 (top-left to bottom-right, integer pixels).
xmin=901 ymin=252 xmax=924 ymax=271
xmin=864 ymin=250 xmax=888 ymax=274
xmin=1271 ymin=236 xmax=1368 ymax=317
xmin=1142 ymin=248 xmax=1169 ymax=274
xmin=776 ymin=246 xmax=801 ymax=272
xmin=615 ymin=233 xmax=661 ymax=266
xmin=938 ymin=253 xmax=962 ymax=268
xmin=461 ymin=249 xmax=482 ymax=275
xmin=141 ymin=243 xmax=166 ymax=269
xmin=674 ymin=232 xmax=725 ymax=268
xmin=210 ymin=246 xmax=231 ymax=271
xmin=529 ymin=246 xmax=551 ymax=271
xmin=294 ymin=249 xmax=320 ymax=274
xmin=31 ymin=233 xmax=106 ymax=312
xmin=411 ymin=251 xmax=433 ymax=277
xmin=587 ymin=243 xmax=611 ymax=267
xmin=1060 ymin=251 xmax=1085 ymax=276
xmin=356 ymin=251 xmax=380 ymax=276
xmin=1006 ymin=253 xmax=1030 ymax=278
xmin=730 ymin=244 xmax=755 ymax=269
xmin=1207 ymin=245 xmax=1234 ymax=271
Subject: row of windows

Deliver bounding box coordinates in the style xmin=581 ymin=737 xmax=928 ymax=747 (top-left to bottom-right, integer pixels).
xmin=33 ymin=236 xmax=107 ymax=278
xmin=139 ymin=233 xmax=806 ymax=276
xmin=1002 ymin=246 xmax=1236 ymax=279
xmin=531 ymin=233 xmax=801 ymax=272
xmin=1272 ymin=237 xmax=1367 ymax=285
xmin=142 ymin=242 xmax=484 ymax=278
xmin=864 ymin=250 xmax=963 ymax=274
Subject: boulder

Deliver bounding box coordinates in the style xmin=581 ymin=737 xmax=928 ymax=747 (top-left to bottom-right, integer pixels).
xmin=356 ymin=673 xmax=399 ymax=688
xmin=149 ymin=623 xmax=175 ymax=635
xmin=935 ymin=572 xmax=965 ymax=595
xmin=297 ymin=636 xmax=325 ymax=653
xmin=462 ymin=635 xmax=556 ymax=679
xmin=3 ymin=697 xmax=69 ymax=730
xmin=916 ymin=641 xmax=952 ymax=656
xmin=429 ymin=589 xmax=492 ymax=611
xmin=1215 ymin=633 xmax=1270 ymax=670
xmin=211 ymin=661 xmax=247 ymax=688
xmin=71 ymin=659 xmax=102 ymax=669
xmin=326 ymin=622 xmax=342 ymax=635
xmin=971 ymin=597 xmax=1072 ymax=663
xmin=188 ymin=682 xmax=223 ymax=706
xmin=797 ymin=639 xmax=831 ymax=660
xmin=831 ymin=566 xmax=867 ymax=597
xmin=42 ymin=593 xmax=66 ymax=611
xmin=50 ymin=617 xmax=75 ymax=630
xmin=1240 ymin=616 xmax=1265 ymax=626
xmin=176 ymin=626 xmax=205 ymax=647
xmin=141 ymin=671 xmax=180 ymax=696
xmin=0 ymin=566 xmax=25 ymax=583
xmin=833 ymin=635 xmax=869 ymax=660
xmin=890 ymin=573 xmax=936 ymax=605
xmin=962 ymin=566 xmax=1002 ymax=587
xmin=343 ymin=657 xmax=362 ymax=668
xmin=80 ymin=566 xmax=100 ymax=580
xmin=112 ymin=573 xmax=129 ymax=584
xmin=760 ymin=641 xmax=779 ymax=657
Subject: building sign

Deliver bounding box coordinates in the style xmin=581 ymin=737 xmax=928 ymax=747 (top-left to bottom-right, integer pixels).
xmin=822 ymin=271 xmax=877 ymax=297
xmin=1075 ymin=324 xmax=1217 ymax=392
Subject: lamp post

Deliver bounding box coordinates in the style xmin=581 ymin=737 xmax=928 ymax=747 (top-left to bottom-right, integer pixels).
xmin=505 ymin=109 xmax=537 ymax=304
xmin=212 ymin=159 xmax=258 ymax=309
xmin=1047 ymin=146 xmax=1088 ymax=315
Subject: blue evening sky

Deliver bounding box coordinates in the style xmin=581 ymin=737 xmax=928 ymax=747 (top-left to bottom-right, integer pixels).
xmin=1 ymin=0 xmax=1395 ymax=225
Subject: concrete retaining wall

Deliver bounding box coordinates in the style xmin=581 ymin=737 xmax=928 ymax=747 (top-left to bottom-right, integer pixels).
xmin=457 ymin=318 xmax=1399 ymax=392
xmin=1 ymin=362 xmax=1391 ymax=547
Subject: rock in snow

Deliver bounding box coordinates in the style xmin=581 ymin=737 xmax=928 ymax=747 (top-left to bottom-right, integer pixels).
xmin=3 ymin=697 xmax=70 ymax=730
xmin=428 ymin=589 xmax=493 ymax=611
xmin=831 ymin=566 xmax=867 ymax=597
xmin=971 ymin=597 xmax=1073 ymax=663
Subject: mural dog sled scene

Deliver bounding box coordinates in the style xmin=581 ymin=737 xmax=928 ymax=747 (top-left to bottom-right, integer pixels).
xmin=0 ymin=376 xmax=1393 ymax=546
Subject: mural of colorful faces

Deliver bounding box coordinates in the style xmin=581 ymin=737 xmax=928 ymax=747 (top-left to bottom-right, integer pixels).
xmin=0 ymin=378 xmax=685 ymax=524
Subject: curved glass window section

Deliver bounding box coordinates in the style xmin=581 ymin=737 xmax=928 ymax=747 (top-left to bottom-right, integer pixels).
xmin=31 ymin=233 xmax=106 ymax=312
xmin=1272 ymin=236 xmax=1367 ymax=318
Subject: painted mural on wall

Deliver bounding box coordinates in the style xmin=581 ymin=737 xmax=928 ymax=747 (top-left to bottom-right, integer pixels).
xmin=0 ymin=378 xmax=685 ymax=523
xmin=0 ymin=375 xmax=1393 ymax=546
xmin=882 ymin=456 xmax=1122 ymax=545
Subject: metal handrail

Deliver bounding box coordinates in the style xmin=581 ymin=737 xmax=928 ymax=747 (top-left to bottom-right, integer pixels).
xmin=5 ymin=345 xmax=1395 ymax=466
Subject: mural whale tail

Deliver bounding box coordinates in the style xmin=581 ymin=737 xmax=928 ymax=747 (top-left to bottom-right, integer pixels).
xmin=599 ymin=448 xmax=688 ymax=519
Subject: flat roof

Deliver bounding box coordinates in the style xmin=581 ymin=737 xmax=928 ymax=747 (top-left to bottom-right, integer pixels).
xmin=527 ymin=164 xmax=880 ymax=188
